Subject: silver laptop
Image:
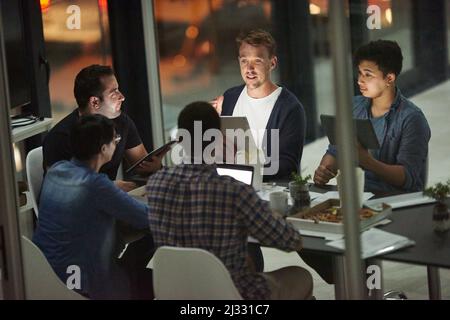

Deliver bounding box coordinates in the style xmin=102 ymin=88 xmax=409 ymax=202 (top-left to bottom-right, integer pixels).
xmin=220 ymin=116 xmax=250 ymax=133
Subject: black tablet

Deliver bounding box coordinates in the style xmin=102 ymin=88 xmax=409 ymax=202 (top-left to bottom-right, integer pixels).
xmin=125 ymin=140 xmax=178 ymax=173
xmin=320 ymin=114 xmax=380 ymax=149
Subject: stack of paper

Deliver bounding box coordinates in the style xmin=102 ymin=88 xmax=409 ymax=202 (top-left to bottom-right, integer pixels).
xmin=364 ymin=192 xmax=435 ymax=210
xmin=311 ymin=191 xmax=374 ymax=206
xmin=326 ymin=228 xmax=415 ymax=259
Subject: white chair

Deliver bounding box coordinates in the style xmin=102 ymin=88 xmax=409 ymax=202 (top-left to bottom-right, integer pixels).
xmin=21 ymin=236 xmax=87 ymax=300
xmin=25 ymin=147 xmax=43 ymax=217
xmin=152 ymin=246 xmax=243 ymax=300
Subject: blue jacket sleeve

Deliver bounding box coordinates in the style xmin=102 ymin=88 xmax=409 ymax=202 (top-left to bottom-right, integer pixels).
xmin=93 ymin=175 xmax=149 ymax=229
xmin=397 ymin=111 xmax=431 ymax=191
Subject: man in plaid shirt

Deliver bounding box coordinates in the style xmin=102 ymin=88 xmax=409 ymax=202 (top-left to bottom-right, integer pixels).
xmin=146 ymin=102 xmax=313 ymax=299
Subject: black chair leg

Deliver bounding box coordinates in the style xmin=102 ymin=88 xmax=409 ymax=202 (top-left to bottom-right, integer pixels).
xmin=248 ymin=243 xmax=264 ymax=272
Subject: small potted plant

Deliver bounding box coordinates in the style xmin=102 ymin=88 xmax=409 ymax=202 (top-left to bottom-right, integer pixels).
xmin=289 ymin=171 xmax=312 ymax=214
xmin=424 ymin=180 xmax=450 ymax=232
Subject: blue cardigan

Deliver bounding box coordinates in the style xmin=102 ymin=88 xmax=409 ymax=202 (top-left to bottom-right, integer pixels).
xmin=221 ymin=85 xmax=306 ymax=181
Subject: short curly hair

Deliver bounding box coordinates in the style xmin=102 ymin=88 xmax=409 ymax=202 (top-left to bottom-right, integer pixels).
xmin=354 ymin=40 xmax=403 ymax=77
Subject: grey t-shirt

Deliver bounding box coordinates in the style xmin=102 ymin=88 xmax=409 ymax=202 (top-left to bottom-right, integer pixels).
xmin=369 ymin=113 xmax=386 ymax=159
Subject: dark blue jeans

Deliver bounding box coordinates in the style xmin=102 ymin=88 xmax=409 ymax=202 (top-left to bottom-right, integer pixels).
xmin=118 ymin=234 xmax=155 ymax=300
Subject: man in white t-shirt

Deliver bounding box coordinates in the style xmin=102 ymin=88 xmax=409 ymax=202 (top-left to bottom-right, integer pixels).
xmin=211 ymin=29 xmax=306 ymax=181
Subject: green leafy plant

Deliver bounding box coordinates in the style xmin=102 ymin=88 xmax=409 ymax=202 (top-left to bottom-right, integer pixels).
xmin=291 ymin=172 xmax=311 ymax=186
xmin=424 ymin=180 xmax=450 ymax=203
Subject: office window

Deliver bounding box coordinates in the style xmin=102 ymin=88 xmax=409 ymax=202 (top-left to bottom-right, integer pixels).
xmin=153 ymin=0 xmax=276 ymax=140
xmin=41 ymin=0 xmax=112 ymax=124
xmin=309 ymin=0 xmax=335 ymax=120
xmin=367 ymin=0 xmax=414 ymax=72
xmin=447 ymin=0 xmax=450 ymax=64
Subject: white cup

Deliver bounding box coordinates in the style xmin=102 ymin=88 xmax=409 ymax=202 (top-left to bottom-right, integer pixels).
xmin=269 ymin=191 xmax=288 ymax=215
xmin=336 ymin=167 xmax=365 ymax=207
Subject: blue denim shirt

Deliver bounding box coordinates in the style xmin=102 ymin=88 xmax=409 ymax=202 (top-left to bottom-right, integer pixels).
xmin=326 ymin=88 xmax=431 ymax=193
xmin=33 ymin=159 xmax=149 ymax=299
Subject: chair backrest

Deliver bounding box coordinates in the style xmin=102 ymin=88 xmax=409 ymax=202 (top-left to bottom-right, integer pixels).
xmin=21 ymin=236 xmax=87 ymax=300
xmin=25 ymin=147 xmax=43 ymax=217
xmin=152 ymin=246 xmax=243 ymax=300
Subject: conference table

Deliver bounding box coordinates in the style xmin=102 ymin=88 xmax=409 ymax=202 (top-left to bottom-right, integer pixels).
xmin=131 ymin=179 xmax=449 ymax=299
xmin=276 ymin=183 xmax=450 ymax=300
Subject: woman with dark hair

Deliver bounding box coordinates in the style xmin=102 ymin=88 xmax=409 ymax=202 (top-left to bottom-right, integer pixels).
xmin=33 ymin=114 xmax=151 ymax=299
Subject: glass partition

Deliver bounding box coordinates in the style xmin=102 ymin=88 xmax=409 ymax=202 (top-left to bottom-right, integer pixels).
xmin=41 ymin=0 xmax=112 ymax=124
xmin=153 ymin=0 xmax=276 ymax=140
xmin=367 ymin=0 xmax=414 ymax=72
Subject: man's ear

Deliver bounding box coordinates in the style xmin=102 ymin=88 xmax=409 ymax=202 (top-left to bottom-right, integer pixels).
xmin=100 ymin=144 xmax=107 ymax=154
xmin=386 ymin=73 xmax=396 ymax=86
xmin=270 ymin=56 xmax=278 ymax=71
xmin=89 ymin=96 xmax=101 ymax=111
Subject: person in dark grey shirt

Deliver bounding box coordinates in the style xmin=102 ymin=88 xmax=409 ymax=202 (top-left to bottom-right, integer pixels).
xmin=42 ymin=65 xmax=160 ymax=299
xmin=314 ymin=40 xmax=431 ymax=194
xmin=43 ymin=64 xmax=166 ymax=192
xmin=44 ymin=108 xmax=141 ymax=181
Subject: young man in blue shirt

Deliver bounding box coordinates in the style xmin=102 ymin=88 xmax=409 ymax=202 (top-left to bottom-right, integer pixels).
xmin=307 ymin=40 xmax=432 ymax=285
xmin=314 ymin=40 xmax=431 ymax=194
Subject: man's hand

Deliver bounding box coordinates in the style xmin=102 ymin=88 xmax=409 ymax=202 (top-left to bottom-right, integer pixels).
xmin=139 ymin=155 xmax=163 ymax=174
xmin=314 ymin=165 xmax=337 ymax=186
xmin=209 ymin=95 xmax=224 ymax=115
xmin=357 ymin=142 xmax=373 ymax=169
xmin=116 ymin=220 xmax=149 ymax=244
xmin=115 ymin=180 xmax=137 ymax=192
xmin=314 ymin=154 xmax=338 ymax=186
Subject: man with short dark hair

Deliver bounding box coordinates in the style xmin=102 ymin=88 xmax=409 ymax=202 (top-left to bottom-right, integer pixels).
xmin=146 ymin=101 xmax=313 ymax=300
xmin=34 ymin=114 xmax=151 ymax=299
xmin=43 ymin=64 xmax=164 ymax=192
xmin=211 ymin=29 xmax=306 ymax=181
xmin=314 ymin=40 xmax=431 ymax=193
xmin=42 ymin=64 xmax=158 ymax=298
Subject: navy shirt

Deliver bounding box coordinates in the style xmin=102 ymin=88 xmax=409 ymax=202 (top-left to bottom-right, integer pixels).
xmin=326 ymin=88 xmax=431 ymax=193
xmin=43 ymin=109 xmax=142 ymax=180
xmin=221 ymin=85 xmax=306 ymax=181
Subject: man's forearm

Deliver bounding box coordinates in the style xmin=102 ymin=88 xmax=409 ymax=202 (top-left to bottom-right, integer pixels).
xmin=362 ymin=158 xmax=406 ymax=188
